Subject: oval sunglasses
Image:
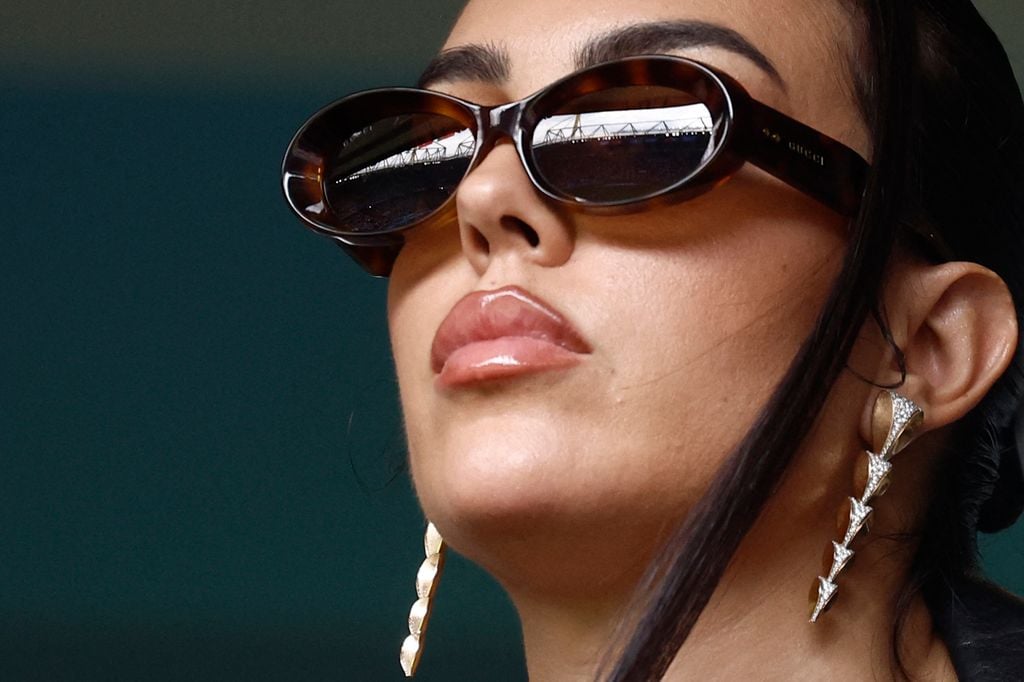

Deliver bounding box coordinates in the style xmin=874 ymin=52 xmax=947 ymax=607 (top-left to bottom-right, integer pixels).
xmin=281 ymin=54 xmax=870 ymax=276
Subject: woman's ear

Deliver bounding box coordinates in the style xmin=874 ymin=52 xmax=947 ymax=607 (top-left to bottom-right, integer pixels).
xmin=876 ymin=260 xmax=1018 ymax=431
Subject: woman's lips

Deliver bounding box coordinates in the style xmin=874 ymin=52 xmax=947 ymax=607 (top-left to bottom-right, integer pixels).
xmin=430 ymin=286 xmax=592 ymax=388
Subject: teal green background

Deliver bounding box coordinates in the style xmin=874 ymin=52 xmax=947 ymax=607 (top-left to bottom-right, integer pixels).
xmin=1 ymin=2 xmax=1021 ymax=680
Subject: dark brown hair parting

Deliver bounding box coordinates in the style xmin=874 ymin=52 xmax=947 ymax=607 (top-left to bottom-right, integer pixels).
xmin=603 ymin=1 xmax=1024 ymax=679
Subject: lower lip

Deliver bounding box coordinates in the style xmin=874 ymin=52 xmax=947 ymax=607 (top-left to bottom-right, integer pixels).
xmin=436 ymin=337 xmax=585 ymax=389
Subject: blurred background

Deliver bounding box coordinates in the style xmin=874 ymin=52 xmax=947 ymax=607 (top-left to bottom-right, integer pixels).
xmin=1 ymin=1 xmax=1022 ymax=680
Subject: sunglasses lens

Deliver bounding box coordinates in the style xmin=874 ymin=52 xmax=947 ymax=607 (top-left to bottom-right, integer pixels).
xmin=323 ymin=112 xmax=475 ymax=234
xmin=531 ymin=85 xmax=720 ymax=203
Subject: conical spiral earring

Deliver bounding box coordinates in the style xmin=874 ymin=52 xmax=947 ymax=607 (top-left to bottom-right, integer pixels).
xmin=809 ymin=390 xmax=924 ymax=622
xmin=400 ymin=522 xmax=446 ymax=677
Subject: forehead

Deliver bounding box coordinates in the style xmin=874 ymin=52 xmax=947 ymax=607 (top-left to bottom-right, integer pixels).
xmin=442 ymin=0 xmax=863 ymax=148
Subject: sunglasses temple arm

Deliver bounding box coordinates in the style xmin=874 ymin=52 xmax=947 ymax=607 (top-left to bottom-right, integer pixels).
xmin=738 ymin=100 xmax=868 ymax=218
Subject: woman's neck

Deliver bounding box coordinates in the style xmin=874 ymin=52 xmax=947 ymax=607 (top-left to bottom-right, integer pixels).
xmin=505 ymin=482 xmax=956 ymax=681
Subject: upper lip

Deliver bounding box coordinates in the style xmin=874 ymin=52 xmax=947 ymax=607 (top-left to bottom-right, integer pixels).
xmin=430 ymin=285 xmax=592 ymax=373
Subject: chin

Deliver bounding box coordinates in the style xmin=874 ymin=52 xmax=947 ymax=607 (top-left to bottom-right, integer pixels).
xmin=411 ymin=411 xmax=570 ymax=535
xmin=406 ymin=416 xmax=690 ymax=595
xmin=418 ymin=461 xmax=670 ymax=599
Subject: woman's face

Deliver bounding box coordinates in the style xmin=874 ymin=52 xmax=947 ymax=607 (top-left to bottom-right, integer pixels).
xmin=387 ymin=0 xmax=866 ymax=583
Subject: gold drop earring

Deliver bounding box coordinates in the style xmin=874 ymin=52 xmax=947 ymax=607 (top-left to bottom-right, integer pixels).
xmin=400 ymin=522 xmax=446 ymax=676
xmin=809 ymin=390 xmax=924 ymax=622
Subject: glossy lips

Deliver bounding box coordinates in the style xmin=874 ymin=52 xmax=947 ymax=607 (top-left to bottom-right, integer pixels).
xmin=431 ymin=286 xmax=592 ymax=388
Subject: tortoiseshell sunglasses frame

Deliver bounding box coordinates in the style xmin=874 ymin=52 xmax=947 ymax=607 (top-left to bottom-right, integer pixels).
xmin=282 ymin=55 xmax=869 ymax=276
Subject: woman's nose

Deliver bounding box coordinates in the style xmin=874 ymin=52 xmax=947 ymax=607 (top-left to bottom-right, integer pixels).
xmin=455 ymin=142 xmax=576 ymax=275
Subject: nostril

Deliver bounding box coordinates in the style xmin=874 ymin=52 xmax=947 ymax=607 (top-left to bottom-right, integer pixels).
xmin=502 ymin=217 xmax=540 ymax=248
xmin=522 ymin=225 xmax=540 ymax=248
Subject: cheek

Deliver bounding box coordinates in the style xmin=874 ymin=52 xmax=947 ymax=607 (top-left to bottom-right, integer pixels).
xmin=587 ymin=233 xmax=838 ymax=459
xmin=593 ymin=199 xmax=842 ymax=399
xmin=386 ymin=231 xmax=470 ymax=386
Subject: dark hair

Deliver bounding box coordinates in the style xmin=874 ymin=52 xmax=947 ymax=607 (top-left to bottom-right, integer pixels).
xmin=605 ymin=1 xmax=1024 ymax=679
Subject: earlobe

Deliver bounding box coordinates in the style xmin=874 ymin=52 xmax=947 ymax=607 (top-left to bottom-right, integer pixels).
xmin=882 ymin=261 xmax=1018 ymax=431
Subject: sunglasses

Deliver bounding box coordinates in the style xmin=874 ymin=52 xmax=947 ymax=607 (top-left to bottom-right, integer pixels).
xmin=281 ymin=55 xmax=868 ymax=276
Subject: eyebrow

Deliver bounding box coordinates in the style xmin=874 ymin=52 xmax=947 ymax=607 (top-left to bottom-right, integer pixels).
xmin=417 ymin=43 xmax=512 ymax=88
xmin=577 ymin=21 xmax=784 ymax=88
xmin=417 ymin=20 xmax=784 ymax=90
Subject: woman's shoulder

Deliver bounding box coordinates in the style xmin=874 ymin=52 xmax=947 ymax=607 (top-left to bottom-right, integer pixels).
xmin=929 ymin=572 xmax=1024 ymax=682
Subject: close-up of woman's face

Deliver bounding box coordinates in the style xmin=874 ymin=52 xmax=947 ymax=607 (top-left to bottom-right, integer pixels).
xmin=387 ymin=0 xmax=872 ymax=584
xmin=7 ymin=0 xmax=1024 ymax=678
